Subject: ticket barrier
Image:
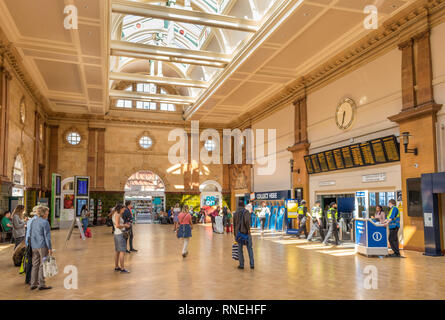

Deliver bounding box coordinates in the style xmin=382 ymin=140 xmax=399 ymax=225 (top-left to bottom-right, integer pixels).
xmin=268 ymin=207 xmax=278 ymax=230
xmin=354 ymin=218 xmax=388 ymax=256
xmin=275 ymin=207 xmax=285 ymax=231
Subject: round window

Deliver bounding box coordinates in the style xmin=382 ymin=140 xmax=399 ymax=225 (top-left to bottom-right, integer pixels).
xmin=66 ymin=132 xmax=81 ymax=145
xmin=139 ymin=136 xmax=153 ymax=149
xmin=204 ymin=139 xmax=216 ymax=152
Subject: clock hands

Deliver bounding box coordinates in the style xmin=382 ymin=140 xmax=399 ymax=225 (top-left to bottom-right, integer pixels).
xmin=341 ymin=111 xmax=346 ymax=127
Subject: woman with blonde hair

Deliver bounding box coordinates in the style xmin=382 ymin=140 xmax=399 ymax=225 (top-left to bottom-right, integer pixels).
xmin=12 ymin=205 xmax=26 ymax=248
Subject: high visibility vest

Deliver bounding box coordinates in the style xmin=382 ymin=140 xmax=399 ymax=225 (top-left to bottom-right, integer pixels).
xmin=326 ymin=208 xmax=338 ymax=221
xmin=387 ymin=206 xmax=400 ymax=229
xmin=311 ymin=207 xmax=322 ymax=219
xmin=297 ymin=206 xmax=305 ymax=216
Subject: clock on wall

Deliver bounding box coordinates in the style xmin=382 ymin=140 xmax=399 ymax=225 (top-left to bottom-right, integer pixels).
xmin=335 ymin=98 xmax=356 ymax=130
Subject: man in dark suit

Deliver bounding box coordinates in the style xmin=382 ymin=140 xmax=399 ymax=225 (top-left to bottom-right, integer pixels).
xmin=233 ymin=203 xmax=254 ymax=270
xmin=123 ymin=201 xmax=137 ymax=253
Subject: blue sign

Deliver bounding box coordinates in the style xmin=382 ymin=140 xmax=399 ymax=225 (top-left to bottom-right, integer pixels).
xmin=355 ymin=220 xmax=367 ymax=246
xmin=205 ymin=196 xmax=218 ymax=206
xmin=76 ymin=178 xmax=89 ymax=197
xmin=356 ymin=191 xmax=365 ymax=197
xmin=367 ymin=221 xmax=387 ymax=248
xmin=254 ymin=190 xmax=290 ymax=201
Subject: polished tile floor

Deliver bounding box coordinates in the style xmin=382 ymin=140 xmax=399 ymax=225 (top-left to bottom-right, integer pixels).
xmin=1 ymin=223 xmax=445 ymax=300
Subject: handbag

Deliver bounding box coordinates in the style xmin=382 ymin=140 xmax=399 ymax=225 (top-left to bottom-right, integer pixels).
xmin=122 ymin=228 xmax=129 ymax=239
xmin=232 ymin=243 xmax=239 ymax=261
xmin=43 ymin=255 xmax=58 ymax=278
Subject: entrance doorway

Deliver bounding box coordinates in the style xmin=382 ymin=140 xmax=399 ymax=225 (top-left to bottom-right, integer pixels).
xmin=124 ymin=171 xmax=166 ymax=224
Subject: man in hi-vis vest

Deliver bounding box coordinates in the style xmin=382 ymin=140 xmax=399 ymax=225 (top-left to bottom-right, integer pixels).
xmin=384 ymin=199 xmax=403 ymax=257
xmin=307 ymin=200 xmax=325 ymax=242
xmin=322 ymin=202 xmax=339 ymax=246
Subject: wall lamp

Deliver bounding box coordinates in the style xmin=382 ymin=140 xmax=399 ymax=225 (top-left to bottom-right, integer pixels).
xmin=401 ymin=132 xmax=418 ymax=155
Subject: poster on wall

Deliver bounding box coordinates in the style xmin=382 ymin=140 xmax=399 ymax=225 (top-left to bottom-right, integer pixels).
xmin=286 ymin=200 xmax=299 ymax=219
xmin=64 ymin=194 xmax=74 ymax=209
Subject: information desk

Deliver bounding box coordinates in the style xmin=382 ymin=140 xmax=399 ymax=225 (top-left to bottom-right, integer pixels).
xmin=354 ymin=218 xmax=388 ymax=256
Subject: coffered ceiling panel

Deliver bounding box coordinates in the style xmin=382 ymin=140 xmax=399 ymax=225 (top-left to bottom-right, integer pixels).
xmin=78 ymin=24 xmax=102 ymax=57
xmin=34 ymin=59 xmax=83 ymax=93
xmin=221 ymin=81 xmax=273 ymax=106
xmin=237 ymin=47 xmax=277 ymax=73
xmin=266 ymin=9 xmax=364 ymax=70
xmin=265 ymin=3 xmax=324 ymax=46
xmin=75 ymin=0 xmax=101 ymax=20
xmin=212 ymin=79 xmax=243 ymax=97
xmin=4 ymin=0 xmax=72 ymax=43
xmin=336 ymin=0 xmax=408 ymax=14
xmin=84 ymin=66 xmax=103 ymax=86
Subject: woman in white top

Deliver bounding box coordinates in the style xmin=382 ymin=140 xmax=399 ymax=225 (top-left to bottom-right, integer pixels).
xmin=113 ymin=204 xmax=131 ymax=273
xmin=173 ymin=203 xmax=181 ymax=232
xmin=258 ymin=201 xmax=271 ymax=234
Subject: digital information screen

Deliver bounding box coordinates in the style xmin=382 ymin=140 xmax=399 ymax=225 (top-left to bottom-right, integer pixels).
xmin=76 ymin=198 xmax=88 ymax=217
xmin=304 ymin=135 xmax=400 ymax=174
xmin=350 ymin=144 xmax=364 ymax=166
xmin=360 ymin=142 xmax=375 ymax=165
xmin=76 ymin=178 xmax=89 ymax=197
xmin=55 ymin=176 xmax=61 ymax=196
xmin=371 ymin=139 xmax=387 ymax=163
xmin=311 ymin=154 xmax=321 ymax=173
xmin=325 ymin=150 xmax=337 ymax=171
xmin=383 ymin=136 xmax=400 ymax=161
xmin=333 ymin=149 xmax=345 ymax=169
xmin=317 ymin=153 xmax=329 ymax=172
xmin=341 ymin=147 xmax=354 ymax=168
xmin=55 ymin=198 xmax=60 ymax=218
xmin=304 ymin=156 xmax=314 ymax=174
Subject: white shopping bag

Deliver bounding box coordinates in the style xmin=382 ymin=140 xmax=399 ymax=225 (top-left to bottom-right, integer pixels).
xmin=43 ymin=256 xmax=58 ymax=278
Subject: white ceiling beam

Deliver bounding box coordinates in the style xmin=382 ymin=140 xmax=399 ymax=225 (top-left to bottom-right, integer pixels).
xmin=110 ymin=72 xmax=209 ymax=88
xmin=110 ymin=40 xmax=231 ymax=64
xmin=110 ymin=89 xmax=195 ymax=104
xmin=112 ymin=0 xmax=259 ymax=33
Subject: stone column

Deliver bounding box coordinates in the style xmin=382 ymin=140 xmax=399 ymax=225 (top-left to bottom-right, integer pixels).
xmin=32 ymin=111 xmax=41 ymax=188
xmin=87 ymin=128 xmax=97 ymax=189
xmin=0 ymin=60 xmax=11 ymax=181
xmin=48 ymin=125 xmax=59 ymax=179
xmin=96 ymin=128 xmax=105 ymax=191
xmin=389 ymin=30 xmax=442 ymax=252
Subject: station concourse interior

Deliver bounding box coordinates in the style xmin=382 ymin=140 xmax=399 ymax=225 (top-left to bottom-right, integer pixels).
xmin=0 ymin=0 xmax=445 ymax=300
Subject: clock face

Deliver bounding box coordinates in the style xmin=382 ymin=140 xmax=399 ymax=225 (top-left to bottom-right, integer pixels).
xmin=335 ymin=98 xmax=356 ymax=130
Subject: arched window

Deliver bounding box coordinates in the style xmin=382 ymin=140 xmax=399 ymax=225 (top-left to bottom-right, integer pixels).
xmin=13 ymin=155 xmax=24 ymax=186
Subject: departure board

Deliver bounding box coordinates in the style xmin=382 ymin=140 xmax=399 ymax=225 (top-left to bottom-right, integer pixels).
xmin=350 ymin=144 xmax=364 ymax=166
xmin=311 ymin=154 xmax=321 ymax=173
xmin=317 ymin=153 xmax=329 ymax=172
xmin=360 ymin=142 xmax=375 ymax=165
xmin=341 ymin=147 xmax=354 ymax=168
xmin=383 ymin=136 xmax=400 ymax=161
xmin=304 ymin=156 xmax=314 ymax=174
xmin=333 ymin=149 xmax=345 ymax=169
xmin=325 ymin=150 xmax=337 ymax=171
xmin=303 ymin=135 xmax=400 ymax=174
xmin=371 ymin=139 xmax=387 ymax=163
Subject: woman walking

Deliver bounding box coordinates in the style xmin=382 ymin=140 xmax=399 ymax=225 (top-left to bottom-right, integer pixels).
xmin=173 ymin=203 xmax=181 ymax=232
xmin=80 ymin=204 xmax=90 ymax=234
xmin=12 ymin=205 xmax=26 ymax=248
xmin=177 ymin=205 xmax=193 ymax=258
xmin=113 ymin=204 xmax=131 ymax=273
xmin=29 ymin=206 xmax=52 ymax=291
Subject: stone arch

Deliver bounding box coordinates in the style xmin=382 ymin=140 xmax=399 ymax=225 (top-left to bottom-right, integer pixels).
xmin=120 ymin=166 xmax=171 ymax=191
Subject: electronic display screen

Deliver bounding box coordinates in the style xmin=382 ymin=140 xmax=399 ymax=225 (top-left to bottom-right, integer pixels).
xmin=55 ymin=198 xmax=60 ymax=218
xmin=304 ymin=156 xmax=314 ymax=174
xmin=350 ymin=144 xmax=364 ymax=167
xmin=371 ymin=139 xmax=387 ymax=163
xmin=317 ymin=153 xmax=329 ymax=172
xmin=333 ymin=149 xmax=345 ymax=169
xmin=310 ymin=154 xmax=321 ymax=173
xmin=341 ymin=147 xmax=354 ymax=168
xmin=325 ymin=150 xmax=337 ymax=171
xmin=383 ymin=136 xmax=400 ymax=161
xmin=360 ymin=142 xmax=375 ymax=165
xmin=303 ymin=135 xmax=400 ymax=174
xmin=55 ymin=176 xmax=61 ymax=196
xmin=76 ymin=178 xmax=89 ymax=197
xmin=76 ymin=198 xmax=88 ymax=217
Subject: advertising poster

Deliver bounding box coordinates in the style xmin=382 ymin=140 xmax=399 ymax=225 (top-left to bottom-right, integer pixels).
xmin=286 ymin=200 xmax=299 ymax=219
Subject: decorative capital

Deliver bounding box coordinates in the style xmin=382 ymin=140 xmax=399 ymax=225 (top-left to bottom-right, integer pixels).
xmin=398 ymin=39 xmax=413 ymax=50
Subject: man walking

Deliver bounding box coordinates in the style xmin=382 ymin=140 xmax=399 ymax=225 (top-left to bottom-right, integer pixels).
xmin=385 ymin=199 xmax=402 ymax=257
xmin=123 ymin=200 xmax=137 ymax=253
xmin=307 ymin=200 xmax=325 ymax=242
xmin=258 ymin=201 xmax=270 ymax=235
xmin=297 ymin=200 xmax=310 ymax=238
xmin=233 ymin=203 xmax=254 ymax=270
xmin=323 ymin=202 xmax=340 ymax=246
